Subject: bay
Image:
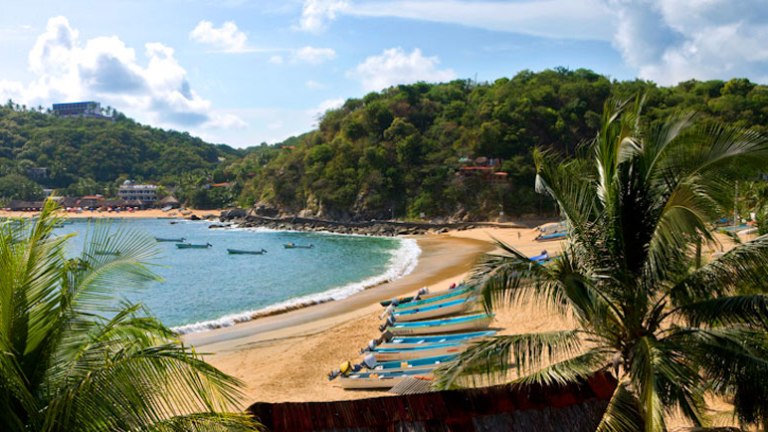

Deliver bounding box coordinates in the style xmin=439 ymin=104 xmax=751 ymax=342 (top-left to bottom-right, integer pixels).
xmin=54 ymin=218 xmax=420 ymax=333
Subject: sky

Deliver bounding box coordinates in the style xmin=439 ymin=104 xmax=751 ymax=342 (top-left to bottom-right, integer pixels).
xmin=0 ymin=0 xmax=767 ymax=149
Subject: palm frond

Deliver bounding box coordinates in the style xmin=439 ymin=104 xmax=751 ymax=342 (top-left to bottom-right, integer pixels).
xmin=432 ymin=330 xmax=587 ymax=389
xmin=595 ymin=379 xmax=644 ymax=432
xmin=675 ymin=295 xmax=768 ymax=329
xmin=147 ymin=412 xmax=261 ymax=431
xmin=670 ymin=234 xmax=768 ymax=304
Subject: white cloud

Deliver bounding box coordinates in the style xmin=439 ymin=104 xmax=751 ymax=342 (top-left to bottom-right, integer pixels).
xmin=190 ymin=20 xmax=251 ymax=53
xmin=305 ymin=79 xmax=325 ymax=89
xmin=0 ymin=16 xmax=243 ymax=132
xmin=268 ymin=55 xmax=284 ymax=64
xmin=297 ymin=0 xmax=349 ymax=32
xmin=309 ymin=97 xmax=345 ymax=126
xmin=349 ymin=47 xmax=456 ymax=91
xmin=609 ymin=0 xmax=768 ymax=85
xmin=294 ymin=46 xmax=336 ymax=64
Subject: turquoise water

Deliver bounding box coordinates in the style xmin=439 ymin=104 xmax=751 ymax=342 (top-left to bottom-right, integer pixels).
xmin=55 ymin=219 xmax=420 ymax=333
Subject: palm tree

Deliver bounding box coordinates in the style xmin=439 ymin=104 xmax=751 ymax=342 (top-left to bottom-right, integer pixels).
xmin=436 ymin=98 xmax=768 ymax=431
xmin=0 ymin=201 xmax=257 ymax=431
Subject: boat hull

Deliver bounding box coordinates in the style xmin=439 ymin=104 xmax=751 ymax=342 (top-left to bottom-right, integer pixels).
xmin=176 ymin=243 xmax=211 ymax=249
xmin=227 ymin=248 xmax=265 ymax=255
xmin=378 ymin=330 xmax=497 ymax=349
xmin=394 ymin=288 xmax=473 ymax=312
xmin=372 ymin=344 xmax=469 ymax=361
xmin=392 ymin=299 xmax=474 ymax=322
xmin=388 ymin=315 xmax=493 ymax=336
xmin=339 ymin=371 xmax=434 ymax=389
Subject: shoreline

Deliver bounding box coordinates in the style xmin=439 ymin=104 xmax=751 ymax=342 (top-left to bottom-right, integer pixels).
xmin=182 ymin=234 xmax=493 ymax=352
xmin=171 ymin=236 xmax=422 ymax=335
xmin=186 ymin=226 xmax=569 ymax=404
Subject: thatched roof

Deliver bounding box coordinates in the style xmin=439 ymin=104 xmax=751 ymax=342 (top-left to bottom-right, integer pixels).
xmin=248 ymin=372 xmax=616 ymax=431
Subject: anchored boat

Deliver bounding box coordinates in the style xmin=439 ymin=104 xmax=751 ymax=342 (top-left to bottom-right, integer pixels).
xmin=155 ymin=237 xmax=186 ymax=242
xmin=284 ymin=242 xmax=314 ymax=249
xmin=176 ymin=242 xmax=212 ymax=249
xmin=227 ymin=248 xmax=267 ymax=255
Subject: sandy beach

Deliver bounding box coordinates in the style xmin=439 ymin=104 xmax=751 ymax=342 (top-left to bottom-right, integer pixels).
xmin=183 ymin=225 xmax=571 ymax=405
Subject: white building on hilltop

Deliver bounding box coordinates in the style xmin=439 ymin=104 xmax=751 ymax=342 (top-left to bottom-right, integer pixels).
xmin=118 ymin=180 xmax=158 ymax=203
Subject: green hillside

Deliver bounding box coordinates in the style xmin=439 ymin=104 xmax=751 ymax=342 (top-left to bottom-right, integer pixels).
xmin=0 ymin=102 xmax=244 ymax=205
xmin=3 ymin=68 xmax=768 ymax=217
xmin=232 ymin=69 xmax=768 ymax=220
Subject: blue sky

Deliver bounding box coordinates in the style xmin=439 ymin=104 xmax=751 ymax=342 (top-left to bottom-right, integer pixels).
xmin=0 ymin=0 xmax=766 ymax=148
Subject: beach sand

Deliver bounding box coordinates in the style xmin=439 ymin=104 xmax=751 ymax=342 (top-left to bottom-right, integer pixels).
xmin=185 ymin=224 xmax=744 ymax=431
xmin=185 ymin=225 xmax=572 ymax=405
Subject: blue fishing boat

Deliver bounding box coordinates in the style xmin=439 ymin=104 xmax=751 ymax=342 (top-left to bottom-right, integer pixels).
xmin=371 ymin=341 xmax=471 ymax=361
xmin=535 ymin=231 xmax=567 ymax=241
xmin=387 ymin=313 xmax=494 ymax=336
xmin=393 ymin=287 xmax=474 ymax=312
xmin=384 ymin=296 xmax=477 ymax=324
xmin=339 ymin=367 xmax=437 ymax=389
xmin=363 ymin=330 xmax=497 ymax=352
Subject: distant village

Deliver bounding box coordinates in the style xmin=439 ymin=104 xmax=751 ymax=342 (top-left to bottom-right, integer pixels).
xmin=5 ymin=180 xmax=180 ymax=213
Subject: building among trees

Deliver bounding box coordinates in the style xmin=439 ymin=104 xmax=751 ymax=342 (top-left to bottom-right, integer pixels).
xmin=118 ymin=180 xmax=158 ymax=204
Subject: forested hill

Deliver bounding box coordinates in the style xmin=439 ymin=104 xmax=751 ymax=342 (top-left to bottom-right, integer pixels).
xmin=0 ymin=103 xmax=243 ymax=200
xmin=2 ymin=69 xmax=767 ymax=216
xmin=233 ymin=69 xmax=768 ymax=221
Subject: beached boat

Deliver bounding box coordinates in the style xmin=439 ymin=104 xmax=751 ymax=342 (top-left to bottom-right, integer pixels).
xmin=176 ymin=242 xmax=212 ymax=249
xmin=393 ymin=286 xmax=475 ymax=312
xmin=535 ymin=231 xmax=567 ymax=242
xmin=413 ymin=284 xmax=467 ymax=301
xmin=155 ymin=237 xmax=185 ymax=242
xmin=364 ymin=330 xmax=497 ymax=351
xmin=284 ymin=242 xmax=314 ymax=249
xmin=387 ymin=313 xmax=494 ymax=336
xmin=366 ymin=354 xmax=456 ymax=373
xmin=370 ymin=342 xmax=471 ymax=361
xmin=387 ymin=296 xmax=478 ymax=323
xmin=339 ymin=368 xmax=435 ymax=389
xmin=227 ymin=248 xmax=267 ymax=255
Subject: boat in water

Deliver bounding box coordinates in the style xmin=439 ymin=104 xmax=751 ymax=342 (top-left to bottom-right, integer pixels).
xmin=176 ymin=242 xmax=212 ymax=249
xmin=227 ymin=248 xmax=267 ymax=255
xmin=155 ymin=237 xmax=185 ymax=242
xmin=284 ymin=242 xmax=314 ymax=249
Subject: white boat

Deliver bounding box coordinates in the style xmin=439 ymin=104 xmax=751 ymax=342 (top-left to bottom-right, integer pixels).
xmin=371 ymin=342 xmax=471 ymax=361
xmin=387 ymin=313 xmax=494 ymax=336
xmin=339 ymin=368 xmax=435 ymax=389
xmin=394 ymin=287 xmax=474 ymax=312
xmin=389 ymin=296 xmax=477 ymax=323
xmin=365 ymin=330 xmax=497 ymax=351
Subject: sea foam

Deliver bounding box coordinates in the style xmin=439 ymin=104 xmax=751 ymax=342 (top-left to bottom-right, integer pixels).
xmin=172 ymin=237 xmax=421 ymax=334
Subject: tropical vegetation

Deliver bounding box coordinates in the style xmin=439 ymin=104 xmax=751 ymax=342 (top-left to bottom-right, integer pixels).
xmin=435 ymin=99 xmax=768 ymax=430
xmin=3 ymin=70 xmax=768 ymax=217
xmin=0 ymin=201 xmax=257 ymax=431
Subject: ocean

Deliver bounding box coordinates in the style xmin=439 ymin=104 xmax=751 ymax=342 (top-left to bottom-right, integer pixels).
xmin=54 ymin=218 xmax=420 ymax=334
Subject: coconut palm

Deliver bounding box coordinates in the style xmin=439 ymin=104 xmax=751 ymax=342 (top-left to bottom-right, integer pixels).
xmin=435 ymin=98 xmax=768 ymax=431
xmin=0 ymin=201 xmax=257 ymax=431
